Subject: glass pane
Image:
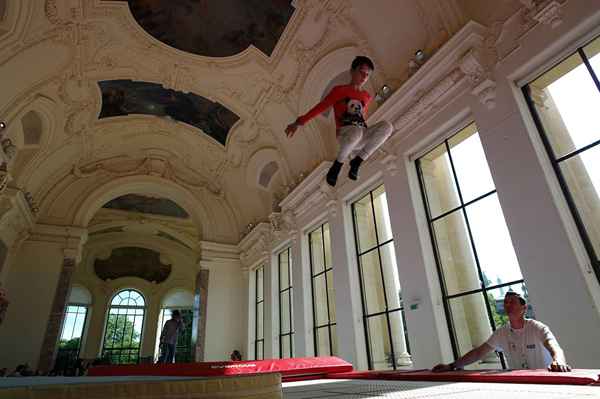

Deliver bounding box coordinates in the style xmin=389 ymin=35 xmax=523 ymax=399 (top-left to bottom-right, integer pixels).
xmin=380 ymin=242 xmax=402 ymax=311
xmin=486 ymin=282 xmax=533 ymax=329
xmin=323 ymin=223 xmax=332 ymax=269
xmin=449 ymin=293 xmax=495 ymax=369
xmin=60 ymin=313 xmax=76 ymax=341
xmin=257 ymin=268 xmax=263 ymax=301
xmin=584 ymin=36 xmax=600 ymax=74
xmin=448 ymin=127 xmax=495 ymax=203
xmin=256 ymin=341 xmax=264 ymax=360
xmin=359 ymin=250 xmax=386 ymax=315
xmin=256 ymin=303 xmax=263 ymax=339
xmin=280 ymin=292 xmax=291 ymax=334
xmin=389 ymin=309 xmax=411 ymax=367
xmin=313 ymin=274 xmax=328 ymax=326
xmin=419 ymin=143 xmax=461 ymax=219
xmin=331 ymin=325 xmax=338 ymax=356
xmin=281 ymin=335 xmax=292 ymax=359
xmin=353 ymin=193 xmax=377 ymax=253
xmin=366 ymin=314 xmax=393 ymax=370
xmin=530 ymin=53 xmax=600 ymax=158
xmin=326 ymin=270 xmax=336 ymax=323
xmin=466 ymin=194 xmax=523 ymax=287
xmin=310 ymin=227 xmax=325 ymax=275
xmin=279 ymin=252 xmax=289 ymax=290
xmin=432 ymin=210 xmax=481 ymax=295
xmin=373 ymin=186 xmax=393 ymax=244
xmin=316 ymin=326 xmax=331 ymax=356
xmin=73 ymin=312 xmax=85 ymax=339
xmin=559 ymin=145 xmax=600 ymax=258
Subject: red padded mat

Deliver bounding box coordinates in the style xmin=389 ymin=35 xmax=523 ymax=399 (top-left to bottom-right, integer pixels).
xmin=88 ymin=356 xmax=353 ymax=378
xmin=326 ymin=369 xmax=600 ymax=385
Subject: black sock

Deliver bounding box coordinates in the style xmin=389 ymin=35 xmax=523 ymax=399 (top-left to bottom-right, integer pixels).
xmin=326 ymin=160 xmax=343 ymax=187
xmin=348 ymin=156 xmax=364 ymax=180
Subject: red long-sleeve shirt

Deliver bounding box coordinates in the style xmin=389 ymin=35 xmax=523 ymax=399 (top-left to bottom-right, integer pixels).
xmin=297 ymin=85 xmax=372 ymax=135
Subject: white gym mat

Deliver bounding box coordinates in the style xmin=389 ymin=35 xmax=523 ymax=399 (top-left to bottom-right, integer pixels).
xmin=282 ymin=378 xmax=600 ymax=398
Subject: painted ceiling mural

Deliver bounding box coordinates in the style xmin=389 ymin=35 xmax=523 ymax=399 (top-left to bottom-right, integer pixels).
xmin=103 ymin=194 xmax=190 ymax=218
xmin=94 ymin=246 xmax=172 ymax=283
xmin=99 ymin=80 xmax=240 ymax=146
xmin=110 ymin=0 xmax=295 ymax=57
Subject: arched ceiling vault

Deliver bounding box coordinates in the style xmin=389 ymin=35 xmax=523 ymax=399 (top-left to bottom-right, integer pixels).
xmin=0 ymin=0 xmax=522 ymax=243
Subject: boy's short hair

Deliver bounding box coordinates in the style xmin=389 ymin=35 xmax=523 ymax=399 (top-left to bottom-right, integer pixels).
xmin=505 ymin=291 xmax=526 ymax=305
xmin=351 ymin=56 xmax=375 ymax=71
xmin=172 ymin=310 xmax=181 ymax=317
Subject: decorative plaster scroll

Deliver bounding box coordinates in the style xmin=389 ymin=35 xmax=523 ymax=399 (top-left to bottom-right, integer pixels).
xmin=458 ymin=48 xmax=497 ymax=109
xmin=531 ymin=1 xmax=563 ymax=28
xmin=392 ymin=68 xmax=465 ymax=129
xmin=72 ymin=156 xmax=222 ymax=196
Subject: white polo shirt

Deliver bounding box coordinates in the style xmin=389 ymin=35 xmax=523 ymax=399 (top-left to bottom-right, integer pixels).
xmin=484 ymin=319 xmax=556 ymax=369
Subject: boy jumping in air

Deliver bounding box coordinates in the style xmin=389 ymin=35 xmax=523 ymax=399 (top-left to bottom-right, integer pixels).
xmin=285 ymin=56 xmax=393 ymax=186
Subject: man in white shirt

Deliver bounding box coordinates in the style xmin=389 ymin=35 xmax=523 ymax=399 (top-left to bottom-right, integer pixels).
xmin=432 ymin=291 xmax=571 ymax=372
xmin=157 ymin=310 xmax=185 ymax=364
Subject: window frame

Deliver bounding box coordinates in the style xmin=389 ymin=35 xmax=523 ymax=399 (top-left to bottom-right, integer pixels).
xmin=277 ymin=247 xmax=294 ymax=359
xmin=308 ymin=222 xmax=337 ymax=356
xmin=415 ymin=124 xmax=526 ymax=366
xmin=254 ymin=266 xmax=265 ymax=360
xmin=350 ymin=185 xmax=409 ymax=370
xmin=522 ymin=40 xmax=600 ymax=281
xmin=101 ymin=289 xmax=146 ymax=364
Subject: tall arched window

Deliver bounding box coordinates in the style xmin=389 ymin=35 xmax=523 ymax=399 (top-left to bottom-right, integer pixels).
xmin=155 ymin=290 xmax=194 ymax=363
xmin=56 ymin=286 xmax=92 ymax=373
xmin=102 ymin=289 xmax=145 ymax=364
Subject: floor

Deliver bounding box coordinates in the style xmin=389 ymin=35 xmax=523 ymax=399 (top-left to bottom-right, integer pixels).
xmin=282 ymin=379 xmax=600 ymax=398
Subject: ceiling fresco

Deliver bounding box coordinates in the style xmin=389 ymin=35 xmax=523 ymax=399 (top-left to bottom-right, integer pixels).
xmin=98 ymin=79 xmax=240 ymax=146
xmin=103 ymin=194 xmax=190 ymax=218
xmin=110 ymin=0 xmax=295 ymax=57
xmin=94 ymin=246 xmax=172 ymax=283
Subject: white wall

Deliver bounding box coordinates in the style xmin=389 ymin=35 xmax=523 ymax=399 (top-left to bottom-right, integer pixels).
xmin=202 ymin=259 xmax=245 ymax=361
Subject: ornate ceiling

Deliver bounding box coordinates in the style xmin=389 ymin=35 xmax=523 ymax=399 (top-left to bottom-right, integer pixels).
xmin=99 ymin=80 xmax=240 ymax=145
xmin=94 ymin=246 xmax=172 ymax=283
xmin=103 ymin=194 xmax=190 ymax=219
xmin=0 ymin=0 xmax=526 ymax=247
xmin=113 ymin=0 xmax=295 ymax=57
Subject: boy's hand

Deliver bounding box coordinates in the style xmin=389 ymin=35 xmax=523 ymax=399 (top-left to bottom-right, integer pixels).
xmin=285 ymin=121 xmax=300 ymax=137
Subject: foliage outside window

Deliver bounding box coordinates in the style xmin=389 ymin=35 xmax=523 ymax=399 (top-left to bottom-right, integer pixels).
xmin=102 ymin=289 xmax=145 ymax=364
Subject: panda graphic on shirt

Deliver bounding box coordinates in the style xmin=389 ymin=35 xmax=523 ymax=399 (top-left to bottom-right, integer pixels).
xmin=340 ymin=98 xmax=367 ymax=128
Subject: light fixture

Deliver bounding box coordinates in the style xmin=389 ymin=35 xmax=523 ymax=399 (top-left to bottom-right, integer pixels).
xmin=375 ymin=84 xmax=392 ymax=104
xmin=0 ymin=122 xmax=5 ymax=130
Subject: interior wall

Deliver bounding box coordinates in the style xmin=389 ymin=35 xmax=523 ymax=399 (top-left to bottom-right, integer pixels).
xmin=201 ymin=259 xmax=245 ymax=361
xmin=0 ymin=240 xmax=65 ymax=369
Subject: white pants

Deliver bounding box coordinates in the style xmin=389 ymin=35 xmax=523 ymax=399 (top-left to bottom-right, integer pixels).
xmin=336 ymin=120 xmax=393 ymax=162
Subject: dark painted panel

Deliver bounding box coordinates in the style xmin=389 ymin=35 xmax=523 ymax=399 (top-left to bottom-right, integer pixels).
xmin=95 ymin=247 xmax=172 ymax=283
xmin=99 ymin=80 xmax=239 ymax=146
xmin=103 ymin=194 xmax=190 ymax=219
xmin=109 ymin=0 xmax=294 ymax=57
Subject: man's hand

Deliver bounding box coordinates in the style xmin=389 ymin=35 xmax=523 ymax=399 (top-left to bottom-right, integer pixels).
xmin=431 ymin=363 xmax=454 ymax=373
xmin=285 ymin=121 xmax=300 ymax=138
xmin=548 ymin=360 xmax=571 ymax=372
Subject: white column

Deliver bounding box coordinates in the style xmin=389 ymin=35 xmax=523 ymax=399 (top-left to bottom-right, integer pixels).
xmin=328 ymin=199 xmax=368 ymax=369
xmin=290 ymin=228 xmax=313 ymax=357
xmin=380 ymin=158 xmax=454 ymax=368
xmin=470 ymin=76 xmax=600 ymax=368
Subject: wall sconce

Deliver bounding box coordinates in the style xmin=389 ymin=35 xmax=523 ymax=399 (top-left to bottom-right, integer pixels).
xmin=375 ymin=84 xmax=392 ymax=104
xmin=0 ymin=122 xmax=6 ymax=130
xmin=409 ymin=49 xmax=429 ymax=77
